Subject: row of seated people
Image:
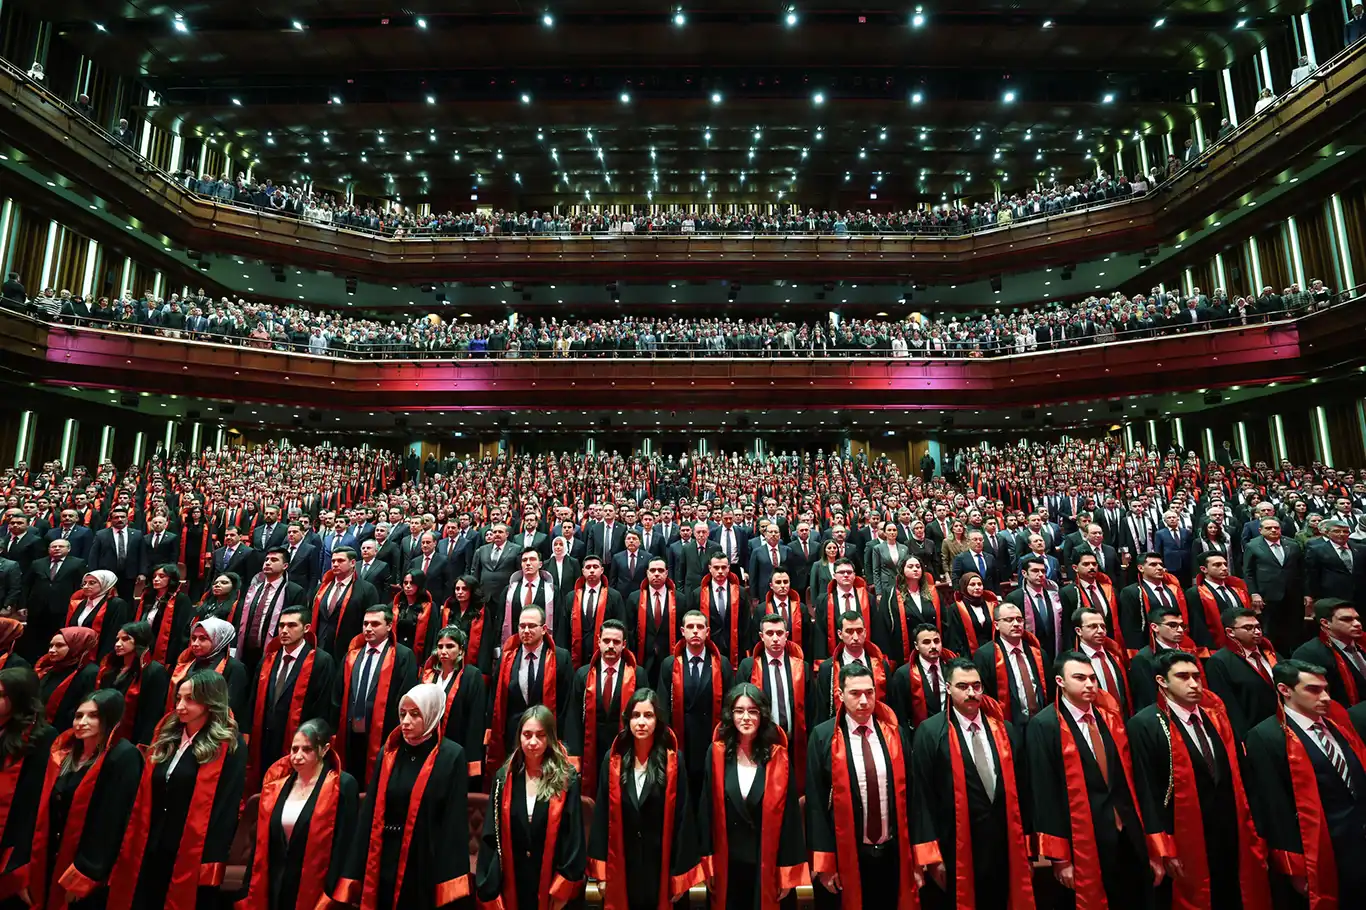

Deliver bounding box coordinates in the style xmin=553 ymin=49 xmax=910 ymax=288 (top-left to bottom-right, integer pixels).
xmin=6 ymin=278 xmax=1335 ymax=361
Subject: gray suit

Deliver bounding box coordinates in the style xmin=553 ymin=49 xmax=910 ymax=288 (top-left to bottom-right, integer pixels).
xmin=868 ymin=541 xmax=908 ymax=599
xmin=472 ymin=543 xmax=522 ymax=603
xmin=1243 ymin=536 xmax=1305 ymax=654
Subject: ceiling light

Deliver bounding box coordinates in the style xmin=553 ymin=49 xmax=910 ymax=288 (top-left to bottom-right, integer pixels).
xmin=1154 ymin=17 xmax=1166 ymax=27
xmin=704 ymin=130 xmax=711 ymax=140
xmin=1235 ymin=19 xmax=1247 ymax=29
xmin=812 ymin=91 xmax=825 ymax=105
xmin=911 ymin=12 xmax=925 ymax=27
xmin=426 ymin=95 xmax=436 ymax=104
xmin=785 ymin=7 xmax=798 ymax=27
xmin=619 ymin=92 xmax=631 ymax=103
xmin=674 ymin=9 xmax=686 ymax=26
xmin=94 ymin=22 xmax=106 ymax=31
xmin=1002 ymin=90 xmax=1016 ymax=103
xmin=711 ymin=92 xmax=722 ymax=103
xmin=292 ymin=20 xmax=304 ymax=30
xmin=1103 ymin=92 xmax=1115 ymax=103
xmin=911 ymin=91 xmax=923 ymax=104
xmin=231 ymin=97 xmax=241 ymax=106
xmin=172 ymin=15 xmax=188 ymax=33
xmin=416 ymin=17 xmax=428 ymax=28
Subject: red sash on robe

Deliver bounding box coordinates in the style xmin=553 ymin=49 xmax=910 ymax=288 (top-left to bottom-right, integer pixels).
xmin=392 ymin=592 xmax=441 ymax=666
xmin=310 ymin=570 xmax=359 ymax=642
xmin=107 ymin=721 xmax=229 ymax=910
xmin=892 ymin=576 xmax=941 ymax=660
xmin=698 ymin=574 xmax=744 ymax=661
xmin=483 ymin=759 xmax=580 ymax=910
xmin=167 ymin=652 xmax=228 ymax=711
xmin=241 ymin=757 xmax=343 ymax=910
xmin=747 ymin=640 xmax=809 ymax=790
xmin=447 ymin=601 xmax=487 ymax=671
xmin=990 ymin=634 xmax=1048 ymax=723
xmin=97 ymin=650 xmax=151 ymax=741
xmin=912 ymin=696 xmax=1034 ymax=910
xmin=1317 ymin=631 xmax=1362 ymax=705
xmin=812 ymin=702 xmax=916 ymax=910
xmin=245 ymin=634 xmax=318 ymax=795
xmin=1192 ymin=577 xmax=1250 ymax=652
xmin=668 ymin=640 xmax=723 ymax=750
xmin=823 ymin=578 xmax=872 ymax=657
xmin=764 ymin=590 xmax=804 ymax=653
xmin=633 ymin=581 xmax=678 ymax=661
xmin=574 ymin=650 xmax=637 ymax=795
xmin=1089 ymin=573 xmax=1125 ymax=655
xmin=65 ymin=594 xmax=110 ymax=651
xmin=139 ymin=591 xmax=182 ymax=665
xmin=1149 ymin=691 xmax=1270 ymax=910
xmin=485 ymin=635 xmax=560 ymax=777
xmin=35 ymin=652 xmax=97 ymax=724
xmin=421 ymin=660 xmax=483 ymax=777
xmin=951 ymin=591 xmax=1000 ymax=655
xmin=1133 ymin=574 xmax=1204 ymax=657
xmin=28 ymin=730 xmax=118 ymax=909
xmin=336 ymin=635 xmax=397 ymax=784
xmin=569 ymin=579 xmax=610 ymax=665
xmin=825 ymin=641 xmax=889 ymax=718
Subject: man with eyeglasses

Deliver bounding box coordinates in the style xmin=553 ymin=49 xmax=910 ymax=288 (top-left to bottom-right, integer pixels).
xmin=1128 ymin=606 xmax=1189 ymax=711
xmin=1205 ymin=607 xmax=1282 ymax=741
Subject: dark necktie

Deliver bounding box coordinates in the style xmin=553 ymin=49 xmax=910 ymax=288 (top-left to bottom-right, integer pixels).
xmin=273 ymin=654 xmax=294 ymax=703
xmin=770 ymin=658 xmax=789 ymax=730
xmin=858 ymin=726 xmax=884 ymax=842
xmin=1014 ymin=647 xmax=1038 ymax=715
xmin=1189 ymin=713 xmax=1220 ymax=783
xmin=927 ymin=661 xmax=940 ymax=707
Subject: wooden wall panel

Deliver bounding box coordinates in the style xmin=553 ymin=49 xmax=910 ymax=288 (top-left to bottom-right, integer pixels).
xmin=1295 ymin=206 xmax=1337 ymax=287
xmin=1257 ymin=224 xmax=1291 ymax=292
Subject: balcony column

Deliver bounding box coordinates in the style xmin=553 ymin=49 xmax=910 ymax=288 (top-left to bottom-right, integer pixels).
xmin=59 ymin=418 xmax=78 ymax=472
xmin=98 ymin=425 xmax=114 ymax=464
xmin=13 ymin=411 xmax=36 ymax=468
xmin=131 ymin=431 xmax=146 ymax=467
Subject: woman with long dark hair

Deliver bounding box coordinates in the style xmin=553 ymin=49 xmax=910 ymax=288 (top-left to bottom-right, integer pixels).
xmin=587 ymin=688 xmax=702 ymax=909
xmin=66 ymin=571 xmax=129 ymax=660
xmin=940 ymin=520 xmax=971 ymax=581
xmin=392 ymin=570 xmax=443 ymax=665
xmin=444 ymin=575 xmax=493 ymax=673
xmin=696 ymin=683 xmax=807 ymax=910
xmin=0 ymin=668 xmax=57 ymax=907
xmin=238 ymin=719 xmax=359 ymax=910
xmin=807 ymin=540 xmax=843 ymax=612
xmin=167 ymin=617 xmax=249 ymax=719
xmin=192 ymin=574 xmax=241 ymax=625
xmin=419 ymin=625 xmax=486 ymax=779
xmin=0 ymin=618 xmax=28 ymax=671
xmin=179 ymin=505 xmax=211 ymax=601
xmin=105 ymin=671 xmax=246 ymax=910
xmin=330 ymin=684 xmax=471 ymax=910
xmin=138 ymin=564 xmax=193 ymax=665
xmin=35 ymin=627 xmax=100 ymax=730
xmin=476 ymin=704 xmax=586 ymax=910
xmin=97 ymin=622 xmax=170 ymax=745
xmin=876 ymin=554 xmax=944 ymax=664
xmin=27 ymin=690 xmax=143 ymax=910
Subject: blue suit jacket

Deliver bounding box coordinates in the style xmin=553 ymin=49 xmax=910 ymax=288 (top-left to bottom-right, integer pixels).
xmin=1155 ymin=527 xmax=1191 ymax=571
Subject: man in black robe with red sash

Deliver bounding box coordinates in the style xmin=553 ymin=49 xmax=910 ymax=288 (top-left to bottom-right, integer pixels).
xmin=889 ymin=623 xmax=951 ymax=730
xmin=659 ymin=608 xmax=733 ymax=812
xmin=688 ymin=552 xmax=752 ymax=665
xmin=911 ymin=658 xmax=1033 ymax=910
xmin=814 ymin=610 xmax=892 ymax=726
xmin=245 ymin=605 xmax=336 ymax=793
xmin=1291 ymin=598 xmax=1366 ymax=707
xmin=972 ymin=602 xmax=1050 ymax=730
xmin=1127 ymin=650 xmax=1271 ymax=910
xmin=1204 ymin=605 xmax=1281 ymax=741
xmin=554 ymin=553 xmax=623 ymax=669
xmin=485 ymin=604 xmax=572 ymax=775
xmin=564 ymin=619 xmax=637 ymax=796
xmin=628 ymin=556 xmax=679 ymax=688
xmin=806 ymin=662 xmax=918 ymax=910
xmin=1245 ymin=658 xmax=1366 ymax=908
xmin=1026 ymin=650 xmax=1161 ymax=910
xmin=737 ymin=612 xmax=813 ymax=789
xmin=332 ymin=606 xmax=418 ymax=784
xmin=310 ymin=546 xmax=379 ymax=659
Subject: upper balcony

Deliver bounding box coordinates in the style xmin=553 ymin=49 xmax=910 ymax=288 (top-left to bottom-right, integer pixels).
xmin=1 ymin=41 xmax=1365 ymax=286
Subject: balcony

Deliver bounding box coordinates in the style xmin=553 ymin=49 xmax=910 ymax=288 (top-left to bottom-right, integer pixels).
xmin=1 ymin=41 xmax=1364 ymax=284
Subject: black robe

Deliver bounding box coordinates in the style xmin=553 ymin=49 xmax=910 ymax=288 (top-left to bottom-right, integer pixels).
xmin=240 ymin=767 xmax=359 ymax=910
xmin=40 ymin=664 xmax=99 ymax=731
xmin=475 ymin=766 xmax=586 ymax=910
xmin=99 ymin=658 xmax=170 ymax=745
xmin=248 ymin=644 xmax=336 ymax=769
xmin=427 ymin=664 xmax=487 ymax=779
xmin=0 ymin=724 xmax=60 ymax=897
xmin=1203 ymin=646 xmax=1279 ymax=741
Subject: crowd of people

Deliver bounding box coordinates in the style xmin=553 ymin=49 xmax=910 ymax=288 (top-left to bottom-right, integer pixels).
xmin=4 ymin=276 xmax=1337 ymax=361
xmin=2 ymin=436 xmax=1366 ymax=908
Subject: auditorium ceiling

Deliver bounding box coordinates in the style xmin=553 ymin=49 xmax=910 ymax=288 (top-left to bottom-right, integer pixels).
xmin=23 ymin=0 xmax=1308 ymax=202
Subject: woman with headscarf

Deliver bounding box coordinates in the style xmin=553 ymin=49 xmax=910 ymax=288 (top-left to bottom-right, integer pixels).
xmin=97 ymin=621 xmax=170 ymax=745
xmin=475 ymin=704 xmax=586 ymax=910
xmin=330 ymin=683 xmax=472 ymax=910
xmin=168 ymin=617 xmax=249 ymax=720
xmin=236 ymin=719 xmax=359 ymax=910
xmin=0 ymin=617 xmax=28 ymax=671
xmin=947 ymin=571 xmax=998 ymax=657
xmin=192 ymin=573 xmax=241 ymax=625
xmin=27 ymin=690 xmax=143 ymax=910
xmin=138 ymin=564 xmax=193 ymax=665
xmin=35 ymin=627 xmax=100 ymax=730
xmin=105 ymin=670 xmax=246 ymax=910
xmin=66 ymin=571 xmax=130 ymax=661
xmin=0 ymin=667 xmax=58 ymax=906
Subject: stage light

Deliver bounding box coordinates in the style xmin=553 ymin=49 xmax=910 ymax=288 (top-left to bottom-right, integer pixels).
xmin=542 ymin=12 xmax=554 ymax=27
xmin=711 ymin=92 xmax=722 ymax=103
xmin=911 ymin=91 xmax=923 ymax=104
xmin=812 ymin=91 xmax=825 ymax=105
xmin=1003 ymin=90 xmax=1016 ymax=103
xmin=785 ymin=7 xmax=798 ymax=27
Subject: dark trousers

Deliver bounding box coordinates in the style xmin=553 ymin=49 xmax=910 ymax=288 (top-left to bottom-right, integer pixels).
xmin=812 ymin=842 xmax=900 ymax=910
xmin=1262 ymin=597 xmax=1305 ymax=656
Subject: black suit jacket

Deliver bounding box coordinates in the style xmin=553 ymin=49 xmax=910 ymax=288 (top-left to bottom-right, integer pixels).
xmin=140 ymin=531 xmax=179 ymax=574
xmin=212 ymin=544 xmax=255 ymax=580
xmin=588 ymin=523 xmax=628 ymax=561
xmin=356 ymin=559 xmax=391 ymax=592
xmin=1305 ymin=538 xmax=1365 ymax=602
xmin=284 ymin=542 xmax=319 ymax=593
xmin=44 ymin=525 xmax=93 ymax=560
xmin=2 ymin=530 xmax=46 ymax=576
xmin=88 ymin=527 xmax=144 ymax=578
xmin=952 ymin=549 xmax=1000 ymax=592
xmin=609 ymin=550 xmax=650 ymax=602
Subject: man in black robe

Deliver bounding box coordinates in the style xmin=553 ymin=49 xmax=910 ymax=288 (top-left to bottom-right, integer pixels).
xmin=249 ymin=606 xmax=336 ymax=783
xmin=1204 ymin=606 xmax=1280 ymax=741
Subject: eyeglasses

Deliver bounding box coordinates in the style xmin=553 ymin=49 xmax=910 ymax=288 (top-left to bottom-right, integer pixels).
xmin=731 ymin=707 xmax=763 ymax=718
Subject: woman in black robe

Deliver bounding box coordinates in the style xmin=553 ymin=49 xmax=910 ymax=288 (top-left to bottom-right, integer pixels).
xmin=876 ymin=555 xmax=943 ymax=665
xmin=104 ymin=670 xmax=246 ymax=910
xmin=420 ymin=626 xmax=486 ymax=781
xmin=393 ymin=570 xmax=443 ymax=666
xmin=444 ymin=575 xmax=494 ymax=674
xmin=137 ymin=565 xmax=193 ymax=666
xmin=331 ymin=683 xmax=471 ymax=910
xmin=178 ymin=505 xmax=211 ymax=602
xmin=946 ymin=572 xmax=997 ymax=657
xmin=191 ymin=574 xmax=241 ymax=625
xmin=476 ymin=704 xmax=586 ymax=910
xmin=588 ymin=688 xmax=702 ymax=909
xmin=238 ymin=719 xmax=359 ymax=910
xmin=35 ymin=627 xmax=100 ymax=731
xmin=0 ymin=668 xmax=57 ymax=909
xmin=696 ymin=682 xmax=807 ymax=910
xmin=27 ymin=690 xmax=143 ymax=909
xmin=166 ymin=617 xmax=249 ymax=720
xmin=96 ymin=622 xmax=170 ymax=745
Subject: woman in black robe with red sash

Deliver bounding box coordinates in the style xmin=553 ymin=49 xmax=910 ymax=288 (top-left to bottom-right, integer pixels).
xmin=105 ymin=670 xmax=246 ymax=910
xmin=0 ymin=667 xmax=57 ymax=909
xmin=178 ymin=506 xmax=211 ymax=602
xmin=330 ymin=683 xmax=471 ymax=910
xmin=445 ymin=576 xmax=494 ymax=675
xmin=419 ymin=626 xmax=486 ymax=781
xmin=236 ymin=719 xmax=358 ymax=910
xmin=587 ymin=688 xmax=702 ymax=910
xmin=696 ymin=682 xmax=807 ymax=910
xmin=137 ymin=565 xmax=193 ymax=667
xmin=35 ymin=627 xmax=99 ymax=731
xmin=96 ymin=622 xmax=169 ymax=745
xmin=393 ymin=571 xmax=443 ymax=666
xmin=476 ymin=704 xmax=586 ymax=910
xmin=27 ymin=691 xmax=143 ymax=910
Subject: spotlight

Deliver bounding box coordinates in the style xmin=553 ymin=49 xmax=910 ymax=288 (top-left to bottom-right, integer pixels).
xmin=711 ymin=92 xmax=722 ymax=103
xmin=619 ymin=92 xmax=631 ymax=103
xmin=673 ymin=9 xmax=685 ymax=26
xmin=416 ymin=17 xmax=427 ymax=28
xmin=542 ymin=12 xmax=554 ymax=26
xmin=812 ymin=91 xmax=825 ymax=105
xmin=1002 ymin=90 xmax=1016 ymax=103
xmin=910 ymin=91 xmax=923 ymax=104
xmin=785 ymin=7 xmax=798 ymax=27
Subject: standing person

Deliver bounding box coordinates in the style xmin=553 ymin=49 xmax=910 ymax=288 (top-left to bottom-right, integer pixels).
xmin=564 ymin=620 xmax=638 ymax=797
xmin=105 ymin=671 xmax=247 ymax=910
xmin=947 ymin=573 xmax=997 ymax=658
xmin=35 ymin=627 xmax=100 ymax=730
xmin=192 ymin=574 xmax=241 ymax=624
xmin=1245 ymin=659 xmax=1366 ymax=908
xmin=0 ymin=668 xmax=58 ymax=903
xmin=736 ymin=614 xmax=812 ymax=789
xmin=1243 ymin=518 xmax=1309 ymax=655
xmin=697 ymin=683 xmax=807 ymax=909
xmin=911 ymin=658 xmax=1033 ymax=910
xmin=887 ymin=624 xmax=950 ymax=729
xmin=237 ymin=719 xmax=359 ymax=910
xmin=876 ymin=555 xmax=942 ymax=666
xmin=96 ymin=621 xmax=170 ymax=745
xmin=66 ymin=571 xmax=130 ymax=660
xmin=419 ymin=626 xmax=486 ymax=781
xmin=972 ymin=602 xmax=1050 ymax=728
xmin=332 ymin=607 xmax=419 ymax=784
xmin=1204 ymin=607 xmax=1280 ymax=741
xmin=445 ymin=576 xmax=494 ymax=674
xmin=167 ymin=617 xmax=250 ymax=720
xmin=1292 ymin=598 xmax=1366 ymax=706
xmin=806 ymin=664 xmax=918 ymax=910
xmin=485 ymin=605 xmax=571 ymax=776
xmin=556 ymin=555 xmax=624 ymax=669
xmin=245 ymin=607 xmax=336 ymax=794
xmin=1025 ymin=652 xmax=1161 ymax=910
xmin=587 ymin=688 xmax=702 ymax=910
xmin=26 ymin=691 xmax=143 ymax=910
xmin=392 ymin=570 xmax=443 ymax=666
xmin=0 ymin=618 xmax=23 ymax=672
xmin=330 ymin=684 xmax=472 ymax=910
xmin=627 ymin=557 xmax=679 ymax=689
xmin=660 ymin=610 xmax=734 ymax=809
xmin=1126 ymin=651 xmax=1271 ymax=910
xmin=137 ymin=564 xmax=192 ymax=666
xmin=475 ymin=705 xmax=586 ymax=910
xmin=310 ymin=548 xmax=380 ymax=660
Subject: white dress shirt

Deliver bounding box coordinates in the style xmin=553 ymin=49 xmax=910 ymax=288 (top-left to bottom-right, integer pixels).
xmin=843 ymin=712 xmax=889 ymax=844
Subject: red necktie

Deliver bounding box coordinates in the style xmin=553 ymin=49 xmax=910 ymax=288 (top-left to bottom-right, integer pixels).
xmin=858 ymin=726 xmax=883 ymax=842
xmin=653 ymin=591 xmax=663 ymax=625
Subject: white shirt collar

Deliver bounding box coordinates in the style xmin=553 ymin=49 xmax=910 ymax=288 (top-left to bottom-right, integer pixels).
xmin=281 ymin=640 xmax=306 ymax=660
xmin=843 ymin=711 xmax=877 ymax=737
xmin=1167 ymin=700 xmax=1202 ymax=728
xmin=1283 ymin=704 xmax=1323 ymax=736
xmin=951 ymin=706 xmax=985 ymax=737
xmin=1061 ymin=696 xmax=1095 ymax=725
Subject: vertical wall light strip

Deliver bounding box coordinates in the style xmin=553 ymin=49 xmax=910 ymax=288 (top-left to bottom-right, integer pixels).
xmin=120 ymin=257 xmax=132 ymax=296
xmin=131 ymin=432 xmax=145 ymax=466
xmin=1259 ymin=47 xmax=1274 ymax=91
xmin=1301 ymin=13 xmax=1318 ymax=65
xmin=163 ymin=420 xmax=175 ymax=452
xmin=39 ymin=220 xmax=59 ymax=290
xmin=1215 ymin=253 xmax=1228 ymax=292
xmin=98 ymin=426 xmax=113 ymax=464
xmin=80 ymin=239 xmax=99 ymax=299
xmin=1188 ymin=88 xmax=1206 ymax=150
xmin=190 ymin=421 xmax=202 ymax=453
xmin=198 ymin=143 xmax=208 ymax=175
xmin=1315 ymin=406 xmax=1335 ymax=467
xmin=1286 ymin=217 xmax=1307 ymax=288
xmin=1358 ymin=401 xmax=1366 ymax=463
xmin=1330 ymin=194 xmax=1357 ymax=293
xmin=1147 ymin=420 xmax=1158 ymax=447
xmin=214 ymin=427 xmax=225 ymax=452
xmin=1173 ymin=417 xmax=1186 ymax=450
xmin=0 ymin=200 xmax=12 ymax=276
xmin=1203 ymin=427 xmax=1216 ymax=460
xmin=1125 ymin=425 xmax=1135 ymax=449
xmin=13 ymin=412 xmax=33 ymax=468
xmin=152 ymin=271 xmax=164 ymax=300
xmin=59 ymin=418 xmax=77 ymax=471
xmin=1183 ymin=268 xmax=1195 ymax=297
xmin=1136 ymin=136 xmax=1149 ymax=173
xmin=1272 ymin=415 xmax=1288 ymax=463
xmin=1163 ymin=132 xmax=1175 ymax=158
xmin=169 ymin=134 xmax=183 ymax=173
xmin=139 ymin=89 xmax=156 ymax=158
xmin=1236 ymin=421 xmax=1250 ymax=463
xmin=1221 ymin=68 xmax=1239 ymax=126
xmin=1247 ymin=236 xmax=1264 ymax=291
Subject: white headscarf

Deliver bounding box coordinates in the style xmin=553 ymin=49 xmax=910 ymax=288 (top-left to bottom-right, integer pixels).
xmin=401 ymin=683 xmax=447 ymax=740
xmin=84 ymin=570 xmax=119 ymax=601
xmin=192 ymin=616 xmax=237 ymax=664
